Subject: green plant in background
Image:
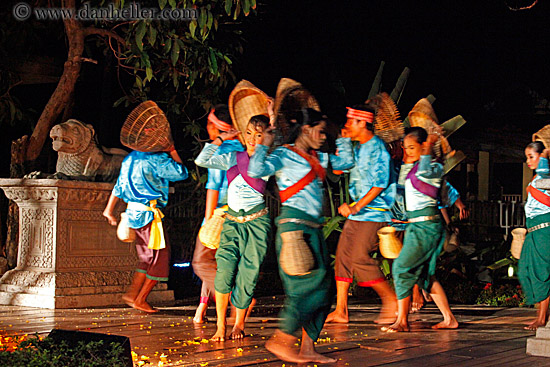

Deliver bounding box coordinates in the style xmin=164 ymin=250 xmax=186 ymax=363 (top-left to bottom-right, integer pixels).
xmin=476 ymin=283 xmax=525 ymax=307
xmin=0 ymin=335 xmax=127 ymax=367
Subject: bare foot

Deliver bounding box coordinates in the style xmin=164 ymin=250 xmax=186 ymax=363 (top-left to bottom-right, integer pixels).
xmin=411 ymin=288 xmax=424 ymax=314
xmin=381 ymin=321 xmax=409 ymax=333
xmin=122 ymin=294 xmax=135 ymax=307
xmin=133 ymin=301 xmax=158 ymax=313
xmin=299 ymin=350 xmax=337 ymax=364
xmin=374 ymin=305 xmax=397 ymax=325
xmin=524 ymin=320 xmax=546 ymax=331
xmin=325 ymin=310 xmax=349 ymax=324
xmin=265 ymin=331 xmax=307 ymax=363
xmin=193 ymin=303 xmax=208 ymax=323
xmin=211 ymin=325 xmax=226 ymax=342
xmin=245 ymin=298 xmax=257 ymax=321
xmin=432 ymin=319 xmax=459 ymax=329
xmin=230 ymin=326 xmax=245 ymax=340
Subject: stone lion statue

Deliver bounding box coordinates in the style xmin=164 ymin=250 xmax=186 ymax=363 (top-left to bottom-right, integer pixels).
xmin=27 ymin=119 xmax=128 ymax=182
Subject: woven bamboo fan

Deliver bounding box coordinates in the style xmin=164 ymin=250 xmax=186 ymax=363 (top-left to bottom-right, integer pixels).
xmin=408 ymin=98 xmax=452 ymax=158
xmin=279 ymin=230 xmax=315 ymax=276
xmin=228 ymin=80 xmax=270 ymax=145
xmin=533 ymin=125 xmax=550 ymax=149
xmin=273 ymin=78 xmax=320 ymax=140
xmin=373 ymin=92 xmax=404 ymax=143
xmin=377 ymin=226 xmax=403 ymax=259
xmin=198 ymin=207 xmax=227 ymax=250
xmin=120 ymin=101 xmax=173 ymax=152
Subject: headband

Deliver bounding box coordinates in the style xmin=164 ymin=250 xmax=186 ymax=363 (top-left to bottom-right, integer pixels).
xmin=208 ymin=109 xmax=232 ymax=132
xmin=346 ymin=107 xmax=374 ymax=123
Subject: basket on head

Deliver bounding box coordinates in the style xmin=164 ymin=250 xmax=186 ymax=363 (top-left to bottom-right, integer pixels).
xmin=373 ymin=92 xmax=404 ymax=143
xmin=198 ymin=207 xmax=227 ymax=250
xmin=273 ymin=78 xmax=320 ymax=140
xmin=377 ymin=226 xmax=403 ymax=259
xmin=408 ymin=98 xmax=452 ymax=157
xmin=510 ymin=227 xmax=526 ymax=259
xmin=121 ymin=101 xmax=173 ymax=152
xmin=228 ymin=80 xmax=270 ymax=145
xmin=279 ymin=230 xmax=315 ymax=276
xmin=533 ymin=125 xmax=550 ymax=149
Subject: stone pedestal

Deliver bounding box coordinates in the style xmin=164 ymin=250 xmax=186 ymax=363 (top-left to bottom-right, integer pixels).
xmin=0 ymin=179 xmax=174 ymax=309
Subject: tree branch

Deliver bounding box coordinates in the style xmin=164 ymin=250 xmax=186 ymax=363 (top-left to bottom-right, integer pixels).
xmin=83 ymin=26 xmax=125 ymax=45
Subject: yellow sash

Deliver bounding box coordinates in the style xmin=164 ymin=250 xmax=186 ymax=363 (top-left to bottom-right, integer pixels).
xmin=127 ymin=200 xmax=165 ymax=250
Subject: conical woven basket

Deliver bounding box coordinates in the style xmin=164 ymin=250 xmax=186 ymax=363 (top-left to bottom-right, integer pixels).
xmin=279 ymin=230 xmax=315 ymax=276
xmin=117 ymin=212 xmax=136 ymax=243
xmin=228 ymin=80 xmax=270 ymax=145
xmin=533 ymin=125 xmax=550 ymax=149
xmin=120 ymin=101 xmax=173 ymax=152
xmin=377 ymin=226 xmax=403 ymax=259
xmin=273 ymin=78 xmax=320 ymax=140
xmin=198 ymin=208 xmax=227 ymax=250
xmin=408 ymin=98 xmax=451 ymax=157
xmin=510 ymin=227 xmax=526 ymax=259
xmin=373 ymin=92 xmax=404 ymax=143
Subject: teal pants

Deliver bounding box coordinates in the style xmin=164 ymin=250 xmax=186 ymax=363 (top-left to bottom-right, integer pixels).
xmin=392 ymin=207 xmax=445 ymax=300
xmin=518 ymin=212 xmax=550 ymax=305
xmin=276 ymin=206 xmax=333 ymax=342
xmin=214 ymin=203 xmax=270 ymax=309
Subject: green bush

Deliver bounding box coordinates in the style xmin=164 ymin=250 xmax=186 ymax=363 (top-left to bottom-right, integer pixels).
xmin=0 ymin=335 xmax=127 ymax=367
xmin=476 ymin=283 xmax=526 ymax=307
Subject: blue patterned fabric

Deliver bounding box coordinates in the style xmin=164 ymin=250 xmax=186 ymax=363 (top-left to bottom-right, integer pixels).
xmin=248 ymin=138 xmax=354 ymax=218
xmin=347 ymin=136 xmax=395 ymax=222
xmin=195 ymin=143 xmax=266 ymax=212
xmin=204 ymin=139 xmax=244 ymax=208
xmin=525 ymin=157 xmax=550 ymax=219
xmin=112 ymin=151 xmax=188 ymax=228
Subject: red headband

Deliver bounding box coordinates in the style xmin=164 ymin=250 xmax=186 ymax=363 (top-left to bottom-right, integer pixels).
xmin=208 ymin=109 xmax=232 ymax=132
xmin=346 ymin=107 xmax=374 ymax=123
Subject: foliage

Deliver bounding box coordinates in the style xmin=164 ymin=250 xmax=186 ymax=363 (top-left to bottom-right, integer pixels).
xmin=0 ymin=334 xmax=127 ymax=367
xmin=476 ymin=282 xmax=526 ymax=307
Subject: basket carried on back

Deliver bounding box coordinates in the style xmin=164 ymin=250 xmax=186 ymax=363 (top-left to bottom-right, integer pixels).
xmin=533 ymin=125 xmax=550 ymax=149
xmin=408 ymin=98 xmax=452 ymax=158
xmin=228 ymin=80 xmax=270 ymax=145
xmin=377 ymin=226 xmax=403 ymax=259
xmin=279 ymin=230 xmax=315 ymax=276
xmin=373 ymin=92 xmax=404 ymax=143
xmin=273 ymin=78 xmax=320 ymax=142
xmin=120 ymin=101 xmax=173 ymax=152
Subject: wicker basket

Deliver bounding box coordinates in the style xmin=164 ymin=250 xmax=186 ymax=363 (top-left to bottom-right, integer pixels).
xmin=279 ymin=230 xmax=315 ymax=276
xmin=198 ymin=207 xmax=227 ymax=250
xmin=228 ymin=80 xmax=270 ymax=145
xmin=117 ymin=212 xmax=136 ymax=243
xmin=408 ymin=98 xmax=452 ymax=157
xmin=510 ymin=228 xmax=526 ymax=259
xmin=120 ymin=101 xmax=173 ymax=152
xmin=533 ymin=125 xmax=550 ymax=149
xmin=373 ymin=92 xmax=404 ymax=143
xmin=443 ymin=227 xmax=460 ymax=253
xmin=377 ymin=226 xmax=403 ymax=259
xmin=273 ymin=78 xmax=320 ymax=141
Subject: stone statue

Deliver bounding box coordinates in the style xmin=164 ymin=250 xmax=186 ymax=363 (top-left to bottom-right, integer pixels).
xmin=27 ymin=119 xmax=128 ymax=182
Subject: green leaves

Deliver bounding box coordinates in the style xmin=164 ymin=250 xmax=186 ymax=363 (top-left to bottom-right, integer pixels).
xmin=171 ymin=39 xmax=180 ymax=66
xmin=135 ymin=21 xmax=146 ymax=51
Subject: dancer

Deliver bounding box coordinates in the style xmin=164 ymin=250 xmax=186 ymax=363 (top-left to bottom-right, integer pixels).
xmin=326 ymin=104 xmax=397 ymax=325
xmin=103 ymin=146 xmax=188 ymax=313
xmin=519 ymin=141 xmax=550 ymax=330
xmin=195 ymin=115 xmax=271 ymax=341
xmin=192 ymin=105 xmax=244 ymax=323
xmin=249 ymin=108 xmax=354 ymax=364
xmin=383 ymin=127 xmax=458 ymax=332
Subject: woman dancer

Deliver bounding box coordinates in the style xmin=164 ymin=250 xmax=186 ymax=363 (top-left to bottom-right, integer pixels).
xmin=249 ymin=108 xmax=354 ymax=363
xmin=383 ymin=127 xmax=458 ymax=332
xmin=195 ymin=115 xmax=271 ymax=341
xmin=519 ymin=141 xmax=550 ymax=330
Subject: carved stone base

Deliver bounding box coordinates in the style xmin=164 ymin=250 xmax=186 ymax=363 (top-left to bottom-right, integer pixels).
xmin=0 ymin=179 xmax=175 ymax=309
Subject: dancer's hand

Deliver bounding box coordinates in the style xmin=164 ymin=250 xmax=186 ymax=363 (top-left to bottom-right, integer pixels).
xmin=338 ymin=203 xmax=357 ymax=218
xmin=259 ymin=126 xmax=275 ymax=147
xmin=543 ymin=148 xmax=550 ymax=159
xmin=103 ymin=210 xmax=118 ymax=226
xmin=422 ymin=134 xmax=439 ymax=155
xmin=217 ymin=129 xmax=241 ymax=145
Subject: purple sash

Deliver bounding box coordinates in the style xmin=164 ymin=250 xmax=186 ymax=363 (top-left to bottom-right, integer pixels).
xmin=227 ymin=151 xmax=266 ymax=194
xmin=406 ymin=163 xmax=439 ymax=199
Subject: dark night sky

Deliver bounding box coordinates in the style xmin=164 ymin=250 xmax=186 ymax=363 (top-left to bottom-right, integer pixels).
xmin=234 ymin=0 xmax=550 ymax=133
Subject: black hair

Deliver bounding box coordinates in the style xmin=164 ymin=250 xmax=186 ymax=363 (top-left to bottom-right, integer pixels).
xmin=284 ymin=108 xmax=327 ymax=144
xmin=248 ymin=114 xmax=270 ymax=131
xmin=404 ymin=126 xmax=428 ymax=144
xmin=527 ymin=141 xmax=545 ymax=154
xmin=351 ymin=103 xmax=376 ymax=132
xmin=212 ymin=104 xmax=231 ymax=125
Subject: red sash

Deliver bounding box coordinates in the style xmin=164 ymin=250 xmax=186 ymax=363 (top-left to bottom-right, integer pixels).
xmin=279 ymin=145 xmax=326 ymax=203
xmin=527 ymin=177 xmax=550 ymax=207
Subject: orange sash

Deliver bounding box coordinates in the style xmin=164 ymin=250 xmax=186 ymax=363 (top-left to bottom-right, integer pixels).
xmin=279 ymin=145 xmax=326 ymax=203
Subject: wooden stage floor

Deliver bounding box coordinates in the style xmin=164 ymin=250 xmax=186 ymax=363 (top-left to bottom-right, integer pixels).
xmin=0 ymin=297 xmax=549 ymax=366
